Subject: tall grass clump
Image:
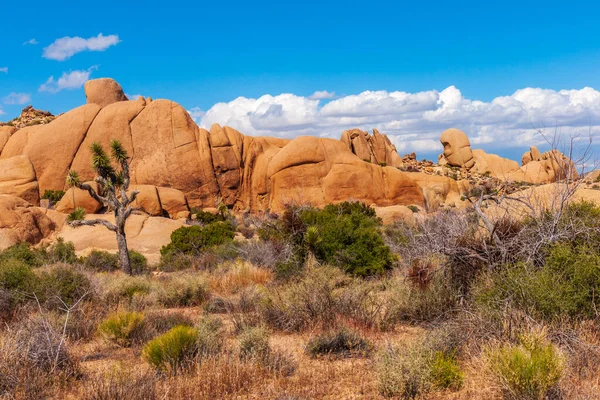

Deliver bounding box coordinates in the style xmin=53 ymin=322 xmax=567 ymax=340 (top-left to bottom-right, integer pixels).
xmin=142 ymin=325 xmax=199 ymax=372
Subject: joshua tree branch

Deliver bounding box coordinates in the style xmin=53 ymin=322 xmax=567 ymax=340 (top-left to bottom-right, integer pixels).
xmin=69 ymin=218 xmax=117 ymax=232
xmin=73 ymin=182 xmax=107 ymax=205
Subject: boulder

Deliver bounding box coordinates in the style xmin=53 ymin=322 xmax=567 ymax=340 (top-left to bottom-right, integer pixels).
xmin=0 ymin=126 xmax=15 ymax=154
xmin=55 ymin=181 xmax=103 ymax=214
xmin=1 ymin=104 xmax=101 ymax=194
xmin=341 ymin=128 xmax=404 ymax=167
xmin=409 ymin=172 xmax=463 ymax=210
xmin=157 ymin=187 xmax=189 ymax=218
xmin=130 ymin=184 xmax=162 ymax=216
xmin=439 ymin=128 xmax=474 ymax=169
xmin=521 ymin=146 xmax=542 ymax=166
xmin=374 ymin=205 xmax=417 ymax=225
xmin=84 ymin=78 xmax=128 ymax=108
xmin=0 ymin=195 xmax=56 ymax=250
xmin=0 ymin=155 xmax=39 ymax=204
xmin=470 ymin=149 xmax=520 ymax=179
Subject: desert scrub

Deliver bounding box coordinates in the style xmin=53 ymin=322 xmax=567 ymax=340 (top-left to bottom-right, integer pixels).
xmin=82 ymin=250 xmax=119 ymax=272
xmin=305 ymin=328 xmax=373 ymax=358
xmin=67 ymin=207 xmax=86 ymax=223
xmin=142 ymin=325 xmax=199 ymax=372
xmin=195 ymin=316 xmax=225 ymax=358
xmin=98 ymin=311 xmax=146 ymax=346
xmin=377 ymin=339 xmax=464 ymax=398
xmin=36 ymin=264 xmax=92 ymax=308
xmin=485 ymin=329 xmax=564 ymax=400
xmin=0 ymin=242 xmax=45 ymax=267
xmin=474 ymin=243 xmax=600 ymax=320
xmin=160 ymin=221 xmax=235 ymax=259
xmin=238 ymin=325 xmax=296 ymax=376
xmin=154 ymin=273 xmax=209 ymax=307
xmin=99 ymin=274 xmax=152 ymax=306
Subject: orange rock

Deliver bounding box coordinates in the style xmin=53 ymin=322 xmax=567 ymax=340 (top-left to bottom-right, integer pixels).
xmin=55 ymin=181 xmax=103 ymax=214
xmin=0 ymin=195 xmax=56 ymax=249
xmin=84 ymin=78 xmax=128 ymax=108
xmin=0 ymin=155 xmax=39 ymax=204
xmin=0 ymin=126 xmax=15 ymax=154
xmin=440 ymin=128 xmax=474 ymax=169
xmin=157 ymin=187 xmax=189 ymax=218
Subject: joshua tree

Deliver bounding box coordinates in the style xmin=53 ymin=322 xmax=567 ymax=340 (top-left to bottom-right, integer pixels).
xmin=66 ymin=140 xmax=139 ymax=275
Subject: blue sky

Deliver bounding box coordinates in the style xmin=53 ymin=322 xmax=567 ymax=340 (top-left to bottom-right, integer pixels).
xmin=1 ymin=0 xmax=600 ymax=160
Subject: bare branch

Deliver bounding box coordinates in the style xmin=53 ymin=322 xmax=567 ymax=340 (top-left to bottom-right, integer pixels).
xmin=69 ymin=218 xmax=117 ymax=232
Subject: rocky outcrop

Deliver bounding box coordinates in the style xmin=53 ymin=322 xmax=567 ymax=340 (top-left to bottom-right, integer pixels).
xmin=438 ymin=128 xmax=474 ymax=169
xmin=84 ymin=78 xmax=128 ymax=108
xmin=521 ymin=146 xmax=542 ymax=166
xmin=0 ymin=126 xmax=15 ymax=153
xmin=341 ymin=128 xmax=404 ymax=168
xmin=0 ymin=106 xmax=55 ymax=130
xmin=0 ymin=195 xmax=56 ymax=249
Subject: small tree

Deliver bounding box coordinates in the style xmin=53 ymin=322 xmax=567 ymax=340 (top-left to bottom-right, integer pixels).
xmin=66 ymin=140 xmax=139 ymax=275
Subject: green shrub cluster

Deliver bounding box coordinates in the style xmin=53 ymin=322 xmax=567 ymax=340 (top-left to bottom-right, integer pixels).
xmin=260 ymin=201 xmax=393 ymax=276
xmin=41 ymin=190 xmax=65 ymax=203
xmin=98 ymin=311 xmax=146 ymax=346
xmin=160 ymin=221 xmax=235 ymax=261
xmin=142 ymin=325 xmax=199 ymax=371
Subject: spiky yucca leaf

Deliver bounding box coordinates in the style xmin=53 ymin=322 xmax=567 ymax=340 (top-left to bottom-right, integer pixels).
xmin=91 ymin=142 xmax=115 ymax=178
xmin=66 ymin=170 xmax=81 ymax=187
xmin=67 ymin=207 xmax=86 ymax=222
xmin=110 ymin=140 xmax=128 ymax=163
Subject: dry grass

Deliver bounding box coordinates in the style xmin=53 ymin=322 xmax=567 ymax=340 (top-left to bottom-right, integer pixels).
xmin=208 ymin=260 xmax=273 ymax=294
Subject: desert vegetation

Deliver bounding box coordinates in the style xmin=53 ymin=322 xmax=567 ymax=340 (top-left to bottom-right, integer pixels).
xmin=2 ymin=187 xmax=600 ymax=399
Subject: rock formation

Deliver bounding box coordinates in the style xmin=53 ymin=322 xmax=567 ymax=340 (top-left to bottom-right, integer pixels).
xmin=0 ymin=105 xmax=55 ymax=130
xmin=438 ymin=128 xmax=475 ymax=169
xmin=341 ymin=128 xmax=404 ymax=167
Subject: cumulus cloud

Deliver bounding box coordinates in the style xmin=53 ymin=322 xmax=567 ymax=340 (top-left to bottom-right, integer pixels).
xmin=23 ymin=38 xmax=38 ymax=45
xmin=43 ymin=33 xmax=120 ymax=61
xmin=309 ymin=90 xmax=336 ymax=100
xmin=126 ymin=93 xmax=143 ymax=100
xmin=3 ymin=92 xmax=31 ymax=105
xmin=0 ymin=67 xmax=7 ymax=74
xmin=187 ymin=106 xmax=206 ymax=123
xmin=199 ymin=86 xmax=600 ymax=154
xmin=39 ymin=66 xmax=97 ymax=93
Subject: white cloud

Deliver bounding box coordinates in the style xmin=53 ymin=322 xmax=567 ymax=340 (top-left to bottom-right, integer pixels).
xmin=38 ymin=66 xmax=97 ymax=93
xmin=126 ymin=93 xmax=143 ymax=100
xmin=309 ymin=90 xmax=336 ymax=100
xmin=3 ymin=92 xmax=31 ymax=105
xmin=43 ymin=33 xmax=120 ymax=61
xmin=0 ymin=67 xmax=7 ymax=74
xmin=23 ymin=38 xmax=38 ymax=45
xmin=187 ymin=106 xmax=205 ymax=123
xmin=200 ymin=86 xmax=600 ymax=154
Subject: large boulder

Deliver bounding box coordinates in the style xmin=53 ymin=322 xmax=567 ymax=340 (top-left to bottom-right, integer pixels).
xmin=439 ymin=128 xmax=474 ymax=169
xmin=0 ymin=155 xmax=39 ymax=204
xmin=470 ymin=149 xmax=521 ymax=179
xmin=341 ymin=128 xmax=404 ymax=168
xmin=0 ymin=195 xmax=56 ymax=250
xmin=84 ymin=78 xmax=128 ymax=108
xmin=0 ymin=104 xmax=101 ymax=194
xmin=521 ymin=146 xmax=542 ymax=166
xmin=55 ymin=181 xmax=103 ymax=214
xmin=266 ymin=136 xmax=424 ymax=212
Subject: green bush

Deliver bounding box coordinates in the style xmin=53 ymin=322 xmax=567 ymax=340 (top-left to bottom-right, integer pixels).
xmin=41 ymin=190 xmax=65 ymax=203
xmin=45 ymin=238 xmax=77 ymax=265
xmin=160 ymin=221 xmax=235 ymax=259
xmin=82 ymin=250 xmax=119 ymax=272
xmin=195 ymin=316 xmax=225 ymax=358
xmin=129 ymin=250 xmax=148 ymax=275
xmin=0 ymin=243 xmax=44 ymax=267
xmin=142 ymin=325 xmax=199 ymax=371
xmin=98 ymin=311 xmax=145 ymax=346
xmin=429 ymin=351 xmax=463 ymax=390
xmin=103 ymin=275 xmax=151 ymax=304
xmin=38 ymin=265 xmax=92 ymax=306
xmin=194 ymin=209 xmax=226 ymax=224
xmin=0 ymin=259 xmax=37 ymax=306
xmin=486 ymin=330 xmax=564 ymax=400
xmin=305 ymin=328 xmax=372 ymax=358
xmin=474 ymin=243 xmax=600 ymax=320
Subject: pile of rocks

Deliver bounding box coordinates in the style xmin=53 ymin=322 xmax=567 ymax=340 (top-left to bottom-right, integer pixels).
xmin=1 ymin=105 xmax=56 ymax=129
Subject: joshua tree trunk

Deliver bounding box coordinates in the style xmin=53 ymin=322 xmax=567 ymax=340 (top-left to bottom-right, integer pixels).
xmin=116 ymin=224 xmax=131 ymax=275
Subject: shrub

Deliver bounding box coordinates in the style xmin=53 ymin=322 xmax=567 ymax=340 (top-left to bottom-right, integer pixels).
xmin=407 ymin=205 xmax=419 ymax=213
xmin=486 ymin=330 xmax=564 ymax=400
xmin=195 ymin=316 xmax=225 ymax=359
xmin=67 ymin=207 xmax=86 ymax=223
xmin=142 ymin=325 xmax=199 ymax=372
xmin=429 ymin=351 xmax=463 ymax=390
xmin=239 ymin=325 xmax=270 ymax=359
xmin=82 ymin=369 xmax=157 ymax=400
xmin=305 ymin=328 xmax=372 ymax=358
xmin=129 ymin=250 xmax=148 ymax=275
xmin=0 ymin=242 xmax=44 ymax=267
xmin=0 ymin=258 xmax=36 ymax=293
xmin=98 ymin=311 xmax=146 ymax=346
xmin=155 ymin=274 xmax=209 ymax=307
xmin=299 ymin=202 xmax=394 ymax=276
xmin=160 ymin=221 xmax=235 ymax=259
xmin=44 ymin=238 xmax=77 ymax=264
xmin=41 ymin=189 xmax=65 ymax=204
xmin=142 ymin=311 xmax=194 ymax=337
xmin=83 ymin=250 xmax=119 ymax=272
xmin=38 ymin=265 xmax=92 ymax=307
xmin=101 ymin=275 xmax=152 ymax=305
xmin=194 ymin=209 xmax=225 ymax=224
xmin=474 ymin=243 xmax=600 ymax=320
